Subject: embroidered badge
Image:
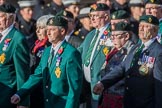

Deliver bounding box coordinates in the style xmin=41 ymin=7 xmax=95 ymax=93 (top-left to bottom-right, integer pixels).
xmin=55 ymin=67 xmax=61 ymax=78
xmin=2 ymin=38 xmax=11 ymax=51
xmin=0 ymin=53 xmax=6 ymax=64
xmin=90 ymin=4 xmax=97 ymax=10
xmin=103 ymin=47 xmax=109 ymax=56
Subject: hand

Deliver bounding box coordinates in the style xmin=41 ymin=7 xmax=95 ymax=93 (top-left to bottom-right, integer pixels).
xmin=11 ymin=94 xmax=20 ymax=104
xmin=93 ymin=82 xmax=104 ymax=95
xmin=17 ymin=106 xmax=29 ymax=108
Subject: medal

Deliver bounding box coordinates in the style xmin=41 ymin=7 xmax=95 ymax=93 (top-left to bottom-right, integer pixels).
xmin=139 ymin=64 xmax=149 ymax=76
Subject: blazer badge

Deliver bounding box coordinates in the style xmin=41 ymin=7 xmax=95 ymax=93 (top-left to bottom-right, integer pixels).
xmin=55 ymin=67 xmax=61 ymax=78
xmin=0 ymin=53 xmax=6 ymax=64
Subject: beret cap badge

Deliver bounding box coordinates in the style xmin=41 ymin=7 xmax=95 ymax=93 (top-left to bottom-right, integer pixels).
xmin=49 ymin=19 xmax=53 ymax=25
xmin=112 ymin=15 xmax=116 ymax=19
xmin=90 ymin=4 xmax=97 ymax=10
xmin=150 ymin=0 xmax=154 ymax=3
xmin=148 ymin=17 xmax=152 ymax=23
xmin=63 ymin=11 xmax=67 ymax=16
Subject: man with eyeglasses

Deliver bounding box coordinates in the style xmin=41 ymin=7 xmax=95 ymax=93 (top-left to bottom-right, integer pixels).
xmin=93 ymin=15 xmax=162 ymax=108
xmin=144 ymin=0 xmax=162 ymax=44
xmin=78 ymin=3 xmax=112 ymax=108
xmin=98 ymin=21 xmax=134 ymax=108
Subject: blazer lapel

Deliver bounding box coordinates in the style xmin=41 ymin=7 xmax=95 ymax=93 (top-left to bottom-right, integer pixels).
xmin=50 ymin=41 xmax=68 ymax=74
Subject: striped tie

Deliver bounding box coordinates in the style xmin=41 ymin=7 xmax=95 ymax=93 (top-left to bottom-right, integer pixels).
xmin=84 ymin=30 xmax=99 ymax=67
xmin=131 ymin=44 xmax=144 ymax=67
xmin=48 ymin=48 xmax=55 ymax=67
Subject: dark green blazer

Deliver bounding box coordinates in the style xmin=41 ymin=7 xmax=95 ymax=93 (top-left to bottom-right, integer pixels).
xmin=78 ymin=26 xmax=111 ymax=100
xmin=0 ymin=27 xmax=30 ymax=108
xmin=17 ymin=41 xmax=83 ymax=108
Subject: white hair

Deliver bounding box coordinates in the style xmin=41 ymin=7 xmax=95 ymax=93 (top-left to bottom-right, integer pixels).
xmin=36 ymin=14 xmax=54 ymax=27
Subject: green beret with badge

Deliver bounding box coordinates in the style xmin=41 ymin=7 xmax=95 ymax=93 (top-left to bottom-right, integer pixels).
xmin=90 ymin=3 xmax=109 ymax=12
xmin=56 ymin=10 xmax=74 ymax=19
xmin=144 ymin=0 xmax=162 ymax=5
xmin=139 ymin=15 xmax=159 ymax=26
xmin=111 ymin=10 xmax=130 ymax=20
xmin=0 ymin=4 xmax=16 ymax=13
xmin=47 ymin=16 xmax=68 ymax=29
xmin=113 ymin=21 xmax=131 ymax=31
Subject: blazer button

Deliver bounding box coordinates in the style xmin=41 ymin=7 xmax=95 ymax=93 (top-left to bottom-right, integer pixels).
xmin=127 ymin=75 xmax=130 ymax=78
xmin=46 ymin=99 xmax=48 ymax=102
xmin=46 ymin=85 xmax=48 ymax=89
xmin=126 ymin=87 xmax=129 ymax=90
xmin=91 ymin=67 xmax=93 ymax=70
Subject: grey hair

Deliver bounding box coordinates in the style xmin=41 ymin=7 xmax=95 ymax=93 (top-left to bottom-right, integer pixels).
xmin=36 ymin=14 xmax=54 ymax=27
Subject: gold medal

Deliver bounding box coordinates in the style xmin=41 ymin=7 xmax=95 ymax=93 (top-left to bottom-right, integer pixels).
xmin=55 ymin=67 xmax=61 ymax=78
xmin=139 ymin=64 xmax=149 ymax=76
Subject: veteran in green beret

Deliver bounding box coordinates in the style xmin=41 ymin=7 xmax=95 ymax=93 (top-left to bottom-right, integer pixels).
xmin=144 ymin=0 xmax=162 ymax=44
xmin=0 ymin=4 xmax=30 ymax=108
xmin=78 ymin=3 xmax=112 ymax=108
xmin=11 ymin=16 xmax=83 ymax=108
xmin=111 ymin=10 xmax=139 ymax=44
xmin=93 ymin=15 xmax=162 ymax=108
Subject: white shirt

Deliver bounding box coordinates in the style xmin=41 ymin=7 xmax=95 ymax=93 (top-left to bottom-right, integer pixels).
xmin=0 ymin=24 xmax=14 ymax=43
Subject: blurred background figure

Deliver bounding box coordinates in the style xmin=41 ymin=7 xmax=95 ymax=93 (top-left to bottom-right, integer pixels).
xmin=75 ymin=7 xmax=92 ymax=41
xmin=111 ymin=0 xmax=130 ymax=13
xmin=30 ymin=14 xmax=54 ymax=108
xmin=96 ymin=0 xmax=112 ymax=12
xmin=129 ymin=0 xmax=145 ymax=37
xmin=57 ymin=10 xmax=82 ymax=48
xmin=17 ymin=0 xmax=37 ymax=49
xmin=41 ymin=0 xmax=64 ymax=17
xmin=0 ymin=0 xmax=6 ymax=5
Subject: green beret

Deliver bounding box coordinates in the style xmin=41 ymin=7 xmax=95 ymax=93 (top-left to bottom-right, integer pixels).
xmin=144 ymin=0 xmax=162 ymax=5
xmin=111 ymin=10 xmax=130 ymax=20
xmin=113 ymin=22 xmax=131 ymax=31
xmin=47 ymin=16 xmax=68 ymax=29
xmin=90 ymin=3 xmax=109 ymax=12
xmin=56 ymin=10 xmax=74 ymax=19
xmin=0 ymin=4 xmax=16 ymax=13
xmin=139 ymin=15 xmax=159 ymax=26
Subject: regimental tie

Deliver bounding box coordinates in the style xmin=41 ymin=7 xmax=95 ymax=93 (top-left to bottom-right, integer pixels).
xmin=130 ymin=44 xmax=144 ymax=67
xmin=0 ymin=33 xmax=2 ymax=41
xmin=106 ymin=48 xmax=118 ymax=65
xmin=84 ymin=29 xmax=99 ymax=67
xmin=48 ymin=48 xmax=55 ymax=67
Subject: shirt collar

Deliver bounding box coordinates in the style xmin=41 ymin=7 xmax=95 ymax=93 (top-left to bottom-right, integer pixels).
xmin=142 ymin=37 xmax=156 ymax=48
xmin=51 ymin=40 xmax=65 ymax=55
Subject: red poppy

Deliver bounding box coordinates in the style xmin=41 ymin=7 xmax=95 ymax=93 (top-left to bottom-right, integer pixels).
xmin=4 ymin=39 xmax=11 ymax=44
xmin=104 ymin=30 xmax=108 ymax=36
xmin=58 ymin=47 xmax=64 ymax=55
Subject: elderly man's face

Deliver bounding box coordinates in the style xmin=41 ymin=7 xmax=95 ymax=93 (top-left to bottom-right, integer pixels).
xmin=0 ymin=0 xmax=5 ymax=5
xmin=46 ymin=25 xmax=65 ymax=44
xmin=145 ymin=3 xmax=162 ymax=19
xmin=138 ymin=22 xmax=158 ymax=42
xmin=110 ymin=31 xmax=129 ymax=49
xmin=89 ymin=11 xmax=109 ymax=29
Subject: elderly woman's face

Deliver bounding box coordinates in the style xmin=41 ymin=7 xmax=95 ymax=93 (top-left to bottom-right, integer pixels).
xmin=0 ymin=12 xmax=9 ymax=32
xmin=36 ymin=26 xmax=46 ymax=40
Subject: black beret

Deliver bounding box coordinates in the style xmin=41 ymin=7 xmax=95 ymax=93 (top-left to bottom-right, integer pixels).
xmin=113 ymin=22 xmax=131 ymax=31
xmin=111 ymin=10 xmax=130 ymax=20
xmin=0 ymin=4 xmax=16 ymax=13
xmin=56 ymin=10 xmax=74 ymax=19
xmin=90 ymin=3 xmax=109 ymax=12
xmin=47 ymin=16 xmax=68 ymax=29
xmin=139 ymin=15 xmax=159 ymax=26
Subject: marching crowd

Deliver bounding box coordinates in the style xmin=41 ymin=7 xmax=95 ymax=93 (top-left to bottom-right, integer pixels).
xmin=0 ymin=0 xmax=162 ymax=108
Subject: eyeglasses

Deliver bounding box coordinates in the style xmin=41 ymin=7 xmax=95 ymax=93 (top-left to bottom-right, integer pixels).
xmin=145 ymin=6 xmax=161 ymax=10
xmin=89 ymin=14 xmax=105 ymax=19
xmin=111 ymin=32 xmax=127 ymax=39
